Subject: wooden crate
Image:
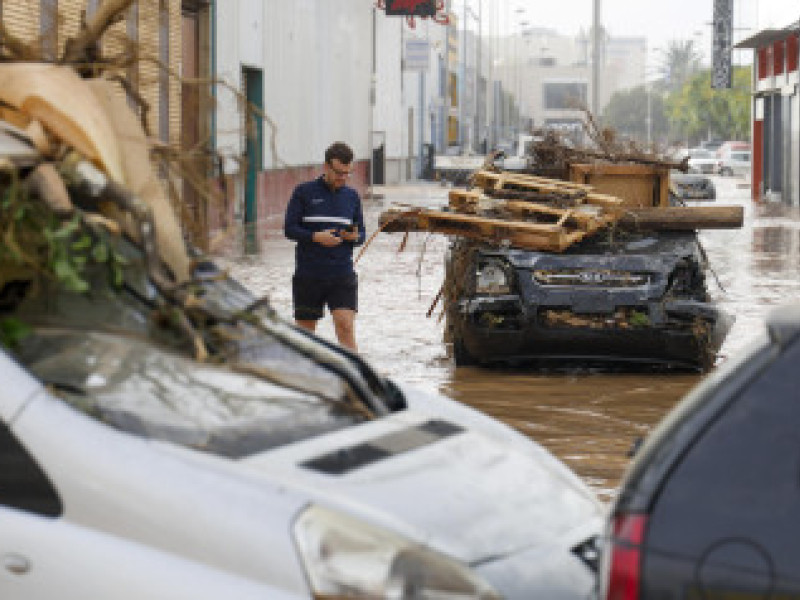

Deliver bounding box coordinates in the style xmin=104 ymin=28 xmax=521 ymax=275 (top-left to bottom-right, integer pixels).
xmin=569 ymin=163 xmax=671 ymax=208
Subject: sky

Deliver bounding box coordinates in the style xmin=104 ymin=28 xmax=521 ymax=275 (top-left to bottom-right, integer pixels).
xmin=482 ymin=0 xmax=799 ymax=65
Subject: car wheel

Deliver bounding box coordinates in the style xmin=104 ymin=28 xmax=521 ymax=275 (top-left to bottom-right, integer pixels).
xmin=453 ymin=338 xmax=477 ymax=366
xmin=721 ymin=167 xmax=733 ymax=176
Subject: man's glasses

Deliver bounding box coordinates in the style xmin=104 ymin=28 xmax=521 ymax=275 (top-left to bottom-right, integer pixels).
xmin=328 ymin=163 xmax=352 ymax=178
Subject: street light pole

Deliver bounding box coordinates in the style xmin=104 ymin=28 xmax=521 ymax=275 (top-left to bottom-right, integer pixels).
xmin=646 ymin=81 xmax=652 ymax=146
xmin=591 ymin=0 xmax=601 ymax=117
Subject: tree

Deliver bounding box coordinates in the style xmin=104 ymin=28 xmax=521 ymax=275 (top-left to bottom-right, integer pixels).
xmin=657 ymin=39 xmax=703 ymax=93
xmin=665 ymin=65 xmax=751 ymax=145
xmin=601 ymin=85 xmax=670 ymax=146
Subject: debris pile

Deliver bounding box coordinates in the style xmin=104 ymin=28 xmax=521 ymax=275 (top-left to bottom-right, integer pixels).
xmin=380 ymin=167 xmax=743 ymax=254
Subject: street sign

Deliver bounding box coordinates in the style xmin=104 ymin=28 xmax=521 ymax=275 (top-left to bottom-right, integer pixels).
xmin=404 ymin=39 xmax=430 ymax=71
xmin=385 ymin=0 xmax=436 ymax=17
xmin=712 ymin=0 xmax=733 ymax=89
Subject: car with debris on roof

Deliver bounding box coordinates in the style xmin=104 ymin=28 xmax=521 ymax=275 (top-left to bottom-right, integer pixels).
xmin=445 ymin=227 xmax=732 ymax=371
xmin=596 ymin=304 xmax=800 ymax=598
xmin=0 ymin=122 xmax=603 ymax=600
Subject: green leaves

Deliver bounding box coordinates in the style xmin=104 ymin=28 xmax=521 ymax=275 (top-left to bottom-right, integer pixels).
xmin=0 ymin=317 xmax=31 ymax=349
xmin=1 ymin=189 xmax=128 ymax=295
xmin=665 ymin=66 xmax=752 ymax=144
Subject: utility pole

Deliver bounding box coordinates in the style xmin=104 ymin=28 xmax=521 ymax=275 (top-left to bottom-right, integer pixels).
xmin=591 ymin=0 xmax=601 ymax=117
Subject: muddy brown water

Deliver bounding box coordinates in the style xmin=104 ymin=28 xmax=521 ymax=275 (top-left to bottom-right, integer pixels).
xmin=219 ymin=176 xmax=800 ymax=502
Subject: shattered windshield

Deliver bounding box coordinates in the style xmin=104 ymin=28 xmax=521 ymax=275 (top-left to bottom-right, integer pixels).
xmin=14 ymin=330 xmax=367 ymax=458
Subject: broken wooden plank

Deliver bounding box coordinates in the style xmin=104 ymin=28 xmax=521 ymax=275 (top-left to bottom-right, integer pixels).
xmin=618 ymin=206 xmax=744 ymax=230
xmin=379 ymin=204 xmax=744 ymax=237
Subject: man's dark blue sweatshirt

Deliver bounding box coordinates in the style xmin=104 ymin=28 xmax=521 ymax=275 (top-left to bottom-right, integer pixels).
xmin=284 ymin=176 xmax=366 ymax=279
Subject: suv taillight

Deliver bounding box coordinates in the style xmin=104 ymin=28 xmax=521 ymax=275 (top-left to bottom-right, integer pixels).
xmin=602 ymin=513 xmax=647 ymax=600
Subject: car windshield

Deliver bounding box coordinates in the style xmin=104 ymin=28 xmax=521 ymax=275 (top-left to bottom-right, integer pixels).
xmin=689 ymin=149 xmax=714 ymax=159
xmin=13 ymin=329 xmax=367 ymax=458
xmin=731 ymin=152 xmax=750 ymax=161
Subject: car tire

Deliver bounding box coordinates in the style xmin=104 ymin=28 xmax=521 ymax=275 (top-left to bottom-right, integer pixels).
xmin=453 ymin=338 xmax=477 ymax=366
xmin=721 ymin=167 xmax=733 ymax=176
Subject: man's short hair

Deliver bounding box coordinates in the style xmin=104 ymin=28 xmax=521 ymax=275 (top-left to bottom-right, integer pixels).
xmin=325 ymin=141 xmax=354 ymax=165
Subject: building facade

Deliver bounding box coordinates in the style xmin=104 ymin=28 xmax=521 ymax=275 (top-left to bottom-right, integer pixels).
xmin=737 ymin=22 xmax=800 ymax=204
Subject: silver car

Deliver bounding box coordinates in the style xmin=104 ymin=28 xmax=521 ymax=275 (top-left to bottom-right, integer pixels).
xmin=717 ymin=150 xmax=751 ymax=177
xmin=686 ymin=148 xmax=718 ymax=174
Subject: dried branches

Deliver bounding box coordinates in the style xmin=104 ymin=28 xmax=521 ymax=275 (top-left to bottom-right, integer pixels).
xmin=61 ymin=0 xmax=135 ymax=66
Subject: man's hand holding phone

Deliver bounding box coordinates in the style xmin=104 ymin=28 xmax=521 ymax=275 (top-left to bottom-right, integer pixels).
xmin=339 ymin=224 xmax=359 ymax=242
xmin=313 ymin=229 xmax=343 ymax=247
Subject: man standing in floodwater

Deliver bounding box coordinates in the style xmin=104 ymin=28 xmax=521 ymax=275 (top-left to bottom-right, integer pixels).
xmin=284 ymin=141 xmax=365 ymax=352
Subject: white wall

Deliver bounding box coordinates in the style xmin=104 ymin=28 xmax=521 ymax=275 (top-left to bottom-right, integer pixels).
xmin=215 ymin=0 xmax=372 ymax=171
xmin=214 ymin=1 xmax=448 ymax=183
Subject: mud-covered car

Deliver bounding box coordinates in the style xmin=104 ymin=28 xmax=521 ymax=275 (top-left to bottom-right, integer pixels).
xmin=445 ymin=230 xmax=732 ymax=370
xmin=669 ymin=171 xmax=716 ymax=202
xmin=0 ymin=118 xmax=604 ymax=598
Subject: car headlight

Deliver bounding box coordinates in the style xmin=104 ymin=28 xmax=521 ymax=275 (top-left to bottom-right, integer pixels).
xmin=475 ymin=260 xmax=511 ymax=294
xmin=293 ymin=505 xmax=501 ymax=599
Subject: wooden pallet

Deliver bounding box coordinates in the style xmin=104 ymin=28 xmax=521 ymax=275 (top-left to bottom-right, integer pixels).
xmin=412 ymin=208 xmax=591 ymax=252
xmin=448 ymin=189 xmax=617 ymax=235
xmin=470 ymin=170 xmax=624 ymax=210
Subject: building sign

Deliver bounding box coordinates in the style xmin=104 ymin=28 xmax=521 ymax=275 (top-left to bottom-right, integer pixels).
xmin=385 ymin=0 xmax=437 ymax=17
xmin=712 ymin=0 xmax=733 ymax=89
xmin=404 ymin=39 xmax=430 ymax=70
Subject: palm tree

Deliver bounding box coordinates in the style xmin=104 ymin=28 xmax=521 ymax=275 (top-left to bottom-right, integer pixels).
xmin=656 ymin=40 xmax=703 ymax=93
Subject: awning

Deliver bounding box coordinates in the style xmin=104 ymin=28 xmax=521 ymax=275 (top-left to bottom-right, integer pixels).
xmin=735 ymin=23 xmax=799 ymax=49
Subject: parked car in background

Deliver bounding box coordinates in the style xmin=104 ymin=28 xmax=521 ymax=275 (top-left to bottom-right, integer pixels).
xmin=715 ymin=140 xmax=749 ymax=158
xmin=494 ymin=133 xmax=540 ymax=171
xmin=700 ymin=139 xmax=723 ymax=154
xmin=0 ymin=123 xmax=605 ymax=600
xmin=597 ymin=304 xmax=800 ymax=598
xmin=717 ymin=149 xmax=751 ymax=177
xmin=669 ymin=171 xmax=716 ymax=201
xmin=686 ymin=148 xmax=717 ymax=174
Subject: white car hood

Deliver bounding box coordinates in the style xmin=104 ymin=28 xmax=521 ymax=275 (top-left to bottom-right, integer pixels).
xmin=237 ymin=408 xmax=602 ymax=564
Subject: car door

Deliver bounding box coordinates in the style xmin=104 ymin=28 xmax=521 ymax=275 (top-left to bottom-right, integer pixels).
xmin=642 ymin=335 xmax=800 ymax=597
xmin=0 ymin=420 xmax=298 ymax=600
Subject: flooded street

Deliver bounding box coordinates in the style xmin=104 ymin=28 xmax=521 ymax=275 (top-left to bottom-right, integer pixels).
xmin=219 ymin=176 xmax=800 ymax=501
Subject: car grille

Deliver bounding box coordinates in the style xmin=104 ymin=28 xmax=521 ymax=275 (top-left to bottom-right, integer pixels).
xmin=540 ymin=307 xmax=651 ymax=329
xmin=533 ymin=269 xmax=651 ymax=287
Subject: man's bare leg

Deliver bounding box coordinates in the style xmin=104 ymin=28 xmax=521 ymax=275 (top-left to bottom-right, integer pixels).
xmin=296 ymin=319 xmax=318 ymax=332
xmin=331 ymin=309 xmax=357 ymax=352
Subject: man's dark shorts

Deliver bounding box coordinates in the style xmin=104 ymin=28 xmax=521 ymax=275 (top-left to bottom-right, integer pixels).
xmin=292 ymin=273 xmax=358 ymax=321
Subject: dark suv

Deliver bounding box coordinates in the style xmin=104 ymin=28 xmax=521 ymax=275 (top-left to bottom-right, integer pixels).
xmin=597 ymin=304 xmax=800 ymax=598
xmin=445 ymin=229 xmax=732 ymax=370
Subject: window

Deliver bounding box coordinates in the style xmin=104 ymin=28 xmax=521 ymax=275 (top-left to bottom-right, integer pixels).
xmin=543 ymin=82 xmax=587 ymax=110
xmin=646 ymin=337 xmax=800 ymax=592
xmin=0 ymin=423 xmax=61 ymax=517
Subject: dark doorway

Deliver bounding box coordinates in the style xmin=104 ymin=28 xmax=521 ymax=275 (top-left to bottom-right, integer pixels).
xmin=371 ymin=131 xmax=386 ymax=185
xmin=243 ymin=66 xmax=264 ymax=254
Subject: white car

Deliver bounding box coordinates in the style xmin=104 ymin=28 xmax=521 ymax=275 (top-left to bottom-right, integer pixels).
xmin=0 ymin=128 xmax=603 ymax=599
xmin=717 ymin=149 xmax=751 ymax=177
xmin=0 ymin=323 xmax=603 ymax=599
xmin=686 ymin=147 xmax=718 ymax=174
